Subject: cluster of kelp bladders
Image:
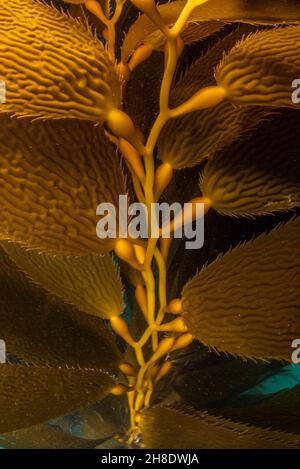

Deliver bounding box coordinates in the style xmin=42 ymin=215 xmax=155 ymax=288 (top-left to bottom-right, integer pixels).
xmin=1 ymin=0 xmax=300 ymax=448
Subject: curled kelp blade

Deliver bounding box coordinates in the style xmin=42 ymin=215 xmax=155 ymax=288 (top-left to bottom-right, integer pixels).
xmin=0 ymin=248 xmax=121 ymax=371
xmin=200 ymin=110 xmax=300 ymax=217
xmin=220 ymin=383 xmax=300 ymax=435
xmin=121 ymin=0 xmax=224 ymax=62
xmin=3 ymin=241 xmax=124 ymax=319
xmin=122 ymin=0 xmax=300 ymax=62
xmin=182 ymin=217 xmax=300 ymax=362
xmin=0 ymin=364 xmax=115 ymax=434
xmin=158 ymin=26 xmax=271 ymax=169
xmin=140 ymin=404 xmax=300 ymax=449
xmin=0 ymin=116 xmax=126 ymax=255
xmin=216 ymin=25 xmax=300 ymax=108
xmin=1 ymin=424 xmax=107 ymax=449
xmin=0 ymin=0 xmax=120 ymax=121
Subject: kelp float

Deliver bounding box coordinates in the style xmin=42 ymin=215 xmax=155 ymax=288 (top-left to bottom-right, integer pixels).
xmin=0 ymin=0 xmax=300 ymax=449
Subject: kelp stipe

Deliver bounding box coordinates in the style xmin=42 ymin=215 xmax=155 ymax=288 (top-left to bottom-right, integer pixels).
xmin=0 ymin=0 xmax=300 ymax=449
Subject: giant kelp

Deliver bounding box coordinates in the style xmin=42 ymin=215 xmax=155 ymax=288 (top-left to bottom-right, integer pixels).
xmin=0 ymin=0 xmax=300 ymax=449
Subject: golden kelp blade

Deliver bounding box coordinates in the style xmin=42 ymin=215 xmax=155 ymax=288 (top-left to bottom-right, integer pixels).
xmin=200 ymin=111 xmax=300 ymax=217
xmin=216 ymin=25 xmax=300 ymax=108
xmin=158 ymin=26 xmax=270 ymax=169
xmin=122 ymin=0 xmax=300 ymax=61
xmin=0 ymin=0 xmax=120 ymax=121
xmin=0 ymin=248 xmax=121 ymax=371
xmin=2 ymin=424 xmax=105 ymax=449
xmin=0 ymin=364 xmax=115 ymax=433
xmin=140 ymin=405 xmax=300 ymax=449
xmin=0 ymin=116 xmax=126 ymax=255
xmin=3 ymin=242 xmax=124 ymax=319
xmin=182 ymin=217 xmax=300 ymax=361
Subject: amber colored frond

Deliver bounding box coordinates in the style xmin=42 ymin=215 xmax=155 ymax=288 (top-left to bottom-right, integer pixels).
xmin=3 ymin=241 xmax=124 ymax=319
xmin=200 ymin=110 xmax=300 ymax=217
xmin=182 ymin=216 xmax=300 ymax=361
xmin=141 ymin=404 xmax=300 ymax=449
xmin=0 ymin=0 xmax=121 ymax=121
xmin=0 ymin=363 xmax=115 ymax=433
xmin=0 ymin=116 xmax=126 ymax=255
xmin=216 ymin=26 xmax=300 ymax=108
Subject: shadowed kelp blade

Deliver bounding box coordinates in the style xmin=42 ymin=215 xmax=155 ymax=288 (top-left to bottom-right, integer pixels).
xmin=141 ymin=404 xmax=300 ymax=449
xmin=0 ymin=248 xmax=121 ymax=371
xmin=0 ymin=364 xmax=115 ymax=433
xmin=2 ymin=242 xmax=124 ymax=319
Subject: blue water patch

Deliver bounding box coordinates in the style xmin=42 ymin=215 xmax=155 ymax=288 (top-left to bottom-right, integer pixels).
xmin=240 ymin=363 xmax=300 ymax=397
xmin=48 ymin=411 xmax=83 ymax=438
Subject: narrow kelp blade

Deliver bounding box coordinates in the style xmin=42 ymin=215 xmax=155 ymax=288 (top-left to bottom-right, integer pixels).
xmin=122 ymin=0 xmax=300 ymax=61
xmin=0 ymin=0 xmax=120 ymax=121
xmin=182 ymin=217 xmax=300 ymax=362
xmin=216 ymin=25 xmax=300 ymax=108
xmin=0 ymin=116 xmax=126 ymax=255
xmin=200 ymin=110 xmax=300 ymax=217
xmin=1 ymin=424 xmax=107 ymax=449
xmin=3 ymin=242 xmax=124 ymax=319
xmin=0 ymin=364 xmax=115 ymax=434
xmin=0 ymin=248 xmax=121 ymax=371
xmin=140 ymin=404 xmax=300 ymax=449
xmin=158 ymin=26 xmax=271 ymax=169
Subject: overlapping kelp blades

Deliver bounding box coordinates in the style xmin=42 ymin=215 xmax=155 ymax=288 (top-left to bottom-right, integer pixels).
xmin=0 ymin=248 xmax=121 ymax=370
xmin=0 ymin=364 xmax=115 ymax=434
xmin=140 ymin=405 xmax=300 ymax=449
xmin=173 ymin=348 xmax=281 ymax=409
xmin=2 ymin=242 xmax=124 ymax=319
xmin=0 ymin=0 xmax=120 ymax=121
xmin=122 ymin=0 xmax=300 ymax=63
xmin=200 ymin=111 xmax=300 ymax=217
xmin=182 ymin=217 xmax=300 ymax=361
xmin=0 ymin=117 xmax=126 ymax=255
xmin=220 ymin=383 xmax=300 ymax=436
xmin=216 ymin=25 xmax=300 ymax=108
xmin=158 ymin=26 xmax=270 ymax=169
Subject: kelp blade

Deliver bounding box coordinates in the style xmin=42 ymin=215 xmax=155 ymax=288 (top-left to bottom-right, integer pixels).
xmin=141 ymin=405 xmax=300 ymax=449
xmin=200 ymin=110 xmax=300 ymax=217
xmin=0 ymin=116 xmax=126 ymax=255
xmin=216 ymin=25 xmax=300 ymax=108
xmin=0 ymin=364 xmax=115 ymax=433
xmin=0 ymin=248 xmax=121 ymax=371
xmin=0 ymin=0 xmax=120 ymax=121
xmin=182 ymin=217 xmax=300 ymax=361
xmin=3 ymin=242 xmax=124 ymax=319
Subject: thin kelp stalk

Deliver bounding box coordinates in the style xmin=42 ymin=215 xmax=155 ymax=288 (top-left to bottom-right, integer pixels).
xmin=79 ymin=0 xmax=226 ymax=443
